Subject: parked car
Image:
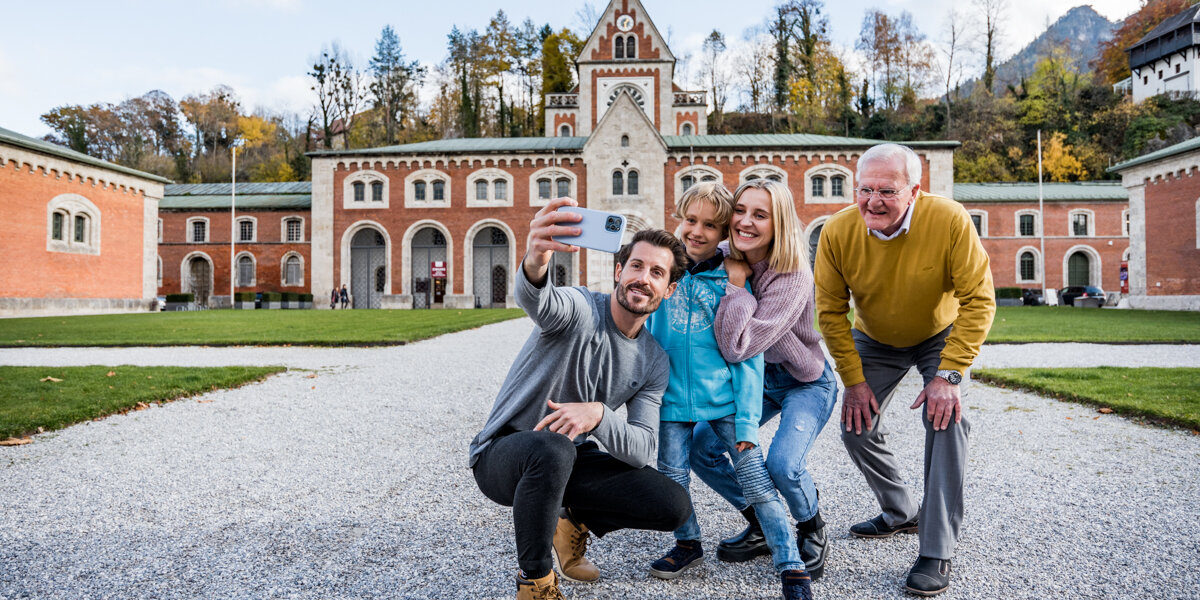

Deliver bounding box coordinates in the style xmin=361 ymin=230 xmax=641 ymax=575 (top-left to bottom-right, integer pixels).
xmin=153 ymin=296 xmax=166 ymax=311
xmin=1022 ymin=288 xmax=1044 ymax=306
xmin=1059 ymin=285 xmax=1105 ymax=307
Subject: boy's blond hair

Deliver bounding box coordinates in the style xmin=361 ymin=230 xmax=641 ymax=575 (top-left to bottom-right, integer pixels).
xmin=727 ymin=178 xmax=808 ymax=274
xmin=673 ymin=181 xmax=734 ymax=226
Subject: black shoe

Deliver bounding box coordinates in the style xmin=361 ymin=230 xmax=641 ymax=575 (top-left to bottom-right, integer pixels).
xmin=781 ymin=569 xmax=813 ymax=600
xmin=649 ymin=540 xmax=704 ymax=580
xmin=849 ymin=514 xmax=918 ymax=538
xmin=717 ymin=508 xmax=769 ymax=562
xmin=905 ymin=557 xmax=951 ymax=596
xmin=795 ymin=512 xmax=829 ymax=581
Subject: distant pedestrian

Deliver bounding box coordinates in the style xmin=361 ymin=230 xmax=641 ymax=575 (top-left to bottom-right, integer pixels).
xmin=330 ymin=288 xmax=338 ymax=310
xmin=339 ymin=284 xmax=349 ymax=309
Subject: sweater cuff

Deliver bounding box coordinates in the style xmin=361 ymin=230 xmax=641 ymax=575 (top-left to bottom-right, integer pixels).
xmin=735 ymin=419 xmax=759 ymax=447
xmin=837 ymin=365 xmax=866 ymax=388
xmin=938 ymin=357 xmax=973 ymax=374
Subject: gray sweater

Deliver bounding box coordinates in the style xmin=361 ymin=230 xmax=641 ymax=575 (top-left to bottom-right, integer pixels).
xmin=468 ymin=266 xmax=669 ymax=469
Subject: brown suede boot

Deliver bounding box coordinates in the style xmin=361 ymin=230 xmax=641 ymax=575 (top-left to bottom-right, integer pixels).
xmin=552 ymin=509 xmax=600 ymax=582
xmin=515 ymin=570 xmax=566 ymax=600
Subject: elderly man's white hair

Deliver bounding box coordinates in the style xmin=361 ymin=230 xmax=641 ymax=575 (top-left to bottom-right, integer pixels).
xmin=858 ymin=143 xmax=923 ymax=187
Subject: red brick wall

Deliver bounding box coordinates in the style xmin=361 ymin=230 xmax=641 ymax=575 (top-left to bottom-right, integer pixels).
xmin=674 ymin=112 xmax=699 ymax=135
xmin=589 ymin=1 xmax=661 ymax=61
xmin=1 ymin=158 xmax=147 ymax=299
xmin=553 ymin=113 xmax=577 ymax=136
xmin=158 ymin=209 xmax=311 ymax=296
xmin=331 ymin=158 xmax=589 ymax=296
xmin=1143 ymin=173 xmax=1200 ymax=295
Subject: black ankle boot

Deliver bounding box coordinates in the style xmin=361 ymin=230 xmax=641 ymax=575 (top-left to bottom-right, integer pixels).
xmin=795 ymin=511 xmax=829 ymax=581
xmin=717 ymin=507 xmax=770 ymax=562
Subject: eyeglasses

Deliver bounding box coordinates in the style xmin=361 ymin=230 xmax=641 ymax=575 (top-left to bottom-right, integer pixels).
xmin=855 ymin=187 xmax=901 ymax=200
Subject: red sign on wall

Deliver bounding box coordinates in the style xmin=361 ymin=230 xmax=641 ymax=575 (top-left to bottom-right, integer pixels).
xmin=431 ymin=261 xmax=447 ymax=278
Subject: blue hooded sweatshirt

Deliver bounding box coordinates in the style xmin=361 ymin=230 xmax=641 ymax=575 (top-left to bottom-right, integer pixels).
xmin=646 ymin=251 xmax=765 ymax=445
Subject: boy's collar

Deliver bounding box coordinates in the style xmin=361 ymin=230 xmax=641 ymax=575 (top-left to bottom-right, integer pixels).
xmin=688 ymin=248 xmax=725 ymax=275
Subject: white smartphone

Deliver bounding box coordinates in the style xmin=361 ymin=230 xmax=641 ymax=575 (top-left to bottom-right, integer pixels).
xmin=551 ymin=207 xmax=627 ymax=253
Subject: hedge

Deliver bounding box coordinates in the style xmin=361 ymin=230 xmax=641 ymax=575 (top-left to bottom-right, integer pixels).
xmin=234 ymin=291 xmax=256 ymax=302
xmin=994 ymin=287 xmax=1022 ymax=299
xmin=260 ymin=292 xmax=282 ymax=302
xmin=165 ymin=293 xmax=194 ymax=303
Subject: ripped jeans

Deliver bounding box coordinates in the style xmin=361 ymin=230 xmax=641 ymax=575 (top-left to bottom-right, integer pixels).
xmin=691 ymin=361 xmax=838 ymax=524
xmin=658 ymin=415 xmax=803 ymax=573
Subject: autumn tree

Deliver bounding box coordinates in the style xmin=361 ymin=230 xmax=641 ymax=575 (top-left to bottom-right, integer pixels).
xmin=857 ymin=9 xmax=900 ymax=108
xmin=975 ymin=0 xmax=1007 ymax=94
xmin=1094 ymin=0 xmax=1195 ymax=85
xmin=369 ymin=26 xmax=425 ymax=145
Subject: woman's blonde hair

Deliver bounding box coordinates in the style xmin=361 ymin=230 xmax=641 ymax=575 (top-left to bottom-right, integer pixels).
xmin=673 ymin=181 xmax=734 ymax=224
xmin=727 ymin=178 xmax=807 ymax=274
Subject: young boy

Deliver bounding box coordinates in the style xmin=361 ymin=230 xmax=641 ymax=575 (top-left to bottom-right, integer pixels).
xmin=646 ymin=182 xmax=812 ymax=599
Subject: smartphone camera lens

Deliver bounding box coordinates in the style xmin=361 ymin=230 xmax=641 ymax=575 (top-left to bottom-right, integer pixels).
xmin=605 ymin=216 xmax=622 ymax=233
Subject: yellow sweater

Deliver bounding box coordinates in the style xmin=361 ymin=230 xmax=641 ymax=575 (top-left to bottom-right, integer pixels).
xmin=815 ymin=192 xmax=995 ymax=387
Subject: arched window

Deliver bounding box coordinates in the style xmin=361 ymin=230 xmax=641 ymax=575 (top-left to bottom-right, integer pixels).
xmin=433 ymin=180 xmax=445 ymax=200
xmin=681 ymin=175 xmax=695 ymax=191
xmin=830 ymin=175 xmax=844 ymax=197
xmin=74 ymin=214 xmax=88 ymax=243
xmin=51 ymin=211 xmax=65 ymax=240
xmin=812 ymin=176 xmax=826 ymax=197
xmin=627 ymin=36 xmax=637 ymax=58
xmin=237 ymin=255 xmax=255 ymax=287
xmin=537 ymin=178 xmax=551 ymax=200
xmin=615 ymin=37 xmax=625 ymax=59
xmin=284 ymin=217 xmax=304 ymax=242
xmin=371 ymin=181 xmax=384 ymax=202
xmin=284 ymin=255 xmax=302 ymax=286
xmin=476 ymin=180 xmax=488 ymax=201
xmin=414 ymin=181 xmax=426 ymax=201
xmin=560 ymin=124 xmax=571 ymax=136
xmin=1019 ymin=251 xmax=1036 ymax=282
xmin=621 ymin=135 xmax=629 ymax=147
xmin=681 ymin=123 xmax=693 ymax=136
xmin=494 ymin=180 xmax=507 ymax=201
xmin=556 ymin=178 xmax=570 ymax=198
xmin=353 ymin=181 xmax=365 ymax=202
xmin=613 ymin=171 xmax=624 ymax=195
xmin=237 ymin=218 xmax=255 ymax=243
xmin=627 ymin=170 xmax=639 ymax=195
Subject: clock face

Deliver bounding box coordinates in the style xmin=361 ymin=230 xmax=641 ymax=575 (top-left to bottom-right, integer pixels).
xmin=616 ymin=15 xmax=633 ymax=32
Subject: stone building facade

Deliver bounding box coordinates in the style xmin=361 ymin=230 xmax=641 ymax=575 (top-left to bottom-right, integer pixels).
xmin=157 ymin=183 xmax=312 ymax=306
xmin=0 ymin=125 xmax=167 ymax=316
xmin=1111 ymin=138 xmax=1200 ymax=310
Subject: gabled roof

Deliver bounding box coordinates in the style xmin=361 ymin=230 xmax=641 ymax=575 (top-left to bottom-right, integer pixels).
xmin=954 ymin=182 xmax=1127 ymax=202
xmin=308 ymin=137 xmax=588 ymax=157
xmin=161 ymin=182 xmax=311 ymax=209
xmin=1131 ymin=4 xmax=1200 ymax=48
xmin=1108 ymin=135 xmax=1200 ymax=172
xmin=580 ymin=0 xmax=675 ymax=63
xmin=0 ymin=125 xmax=172 ymax=184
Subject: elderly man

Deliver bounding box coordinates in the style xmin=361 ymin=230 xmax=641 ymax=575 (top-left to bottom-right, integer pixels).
xmin=814 ymin=143 xmax=995 ymax=597
xmin=470 ymin=197 xmax=692 ymax=600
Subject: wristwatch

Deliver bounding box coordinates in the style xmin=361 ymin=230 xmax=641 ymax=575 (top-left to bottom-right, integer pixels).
xmin=935 ymin=369 xmax=963 ymax=385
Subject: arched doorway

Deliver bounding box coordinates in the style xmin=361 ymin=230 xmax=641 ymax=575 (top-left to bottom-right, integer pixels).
xmin=411 ymin=227 xmax=447 ymax=309
xmin=473 ymin=227 xmax=509 ymax=308
xmin=350 ymin=228 xmax=386 ymax=309
xmin=186 ymin=256 xmax=212 ymax=307
xmin=549 ymin=251 xmax=573 ymax=287
xmin=1067 ymin=251 xmax=1090 ymax=287
xmin=807 ymin=223 xmax=824 ymax=271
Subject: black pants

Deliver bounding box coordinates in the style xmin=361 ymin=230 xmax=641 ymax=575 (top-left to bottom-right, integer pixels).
xmin=473 ymin=430 xmax=691 ymax=579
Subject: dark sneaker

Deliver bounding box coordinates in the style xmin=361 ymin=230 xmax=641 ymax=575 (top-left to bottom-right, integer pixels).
xmin=515 ymin=570 xmax=566 ymax=600
xmin=649 ymin=540 xmax=704 ymax=580
xmin=795 ymin=523 xmax=829 ymax=581
xmin=781 ymin=569 xmax=813 ymax=600
xmin=905 ymin=557 xmax=951 ymax=596
xmin=849 ymin=514 xmax=918 ymax=538
xmin=717 ymin=508 xmax=769 ymax=562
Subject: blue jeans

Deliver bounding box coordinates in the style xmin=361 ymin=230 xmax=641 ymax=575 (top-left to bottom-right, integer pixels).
xmin=658 ymin=416 xmax=803 ymax=573
xmin=692 ymin=361 xmax=838 ymax=523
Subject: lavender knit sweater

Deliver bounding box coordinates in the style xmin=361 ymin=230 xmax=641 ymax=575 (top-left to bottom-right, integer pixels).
xmin=714 ymin=258 xmax=826 ymax=383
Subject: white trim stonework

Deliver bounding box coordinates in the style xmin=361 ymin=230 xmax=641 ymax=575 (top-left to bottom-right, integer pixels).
xmin=1014 ymin=209 xmax=1041 ymax=237
xmin=967 ymin=209 xmax=989 ymax=238
xmin=1015 ymin=246 xmax=1041 ymax=284
xmin=343 ymin=169 xmax=389 ymax=209
xmin=1062 ymin=244 xmax=1102 ymax=288
xmin=186 ymin=216 xmax=210 ymax=243
xmin=281 ymin=215 xmax=306 ymax=243
xmin=46 ymin=193 xmax=101 ymax=255
xmin=404 ymin=169 xmax=451 ymax=209
xmin=235 ymin=216 xmax=258 ymax=243
xmin=802 ymin=163 xmax=853 ymax=204
xmin=234 ymin=251 xmax=257 ymax=287
xmin=281 ymin=252 xmax=305 ymax=287
xmin=466 ymin=168 xmax=515 ymax=207
xmin=528 ymin=167 xmax=577 ymax=207
xmin=462 ymin=219 xmax=517 ymax=307
xmin=1068 ymin=208 xmax=1095 ymax=237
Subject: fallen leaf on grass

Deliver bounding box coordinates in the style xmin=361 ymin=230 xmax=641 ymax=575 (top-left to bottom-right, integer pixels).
xmin=1097 ymin=408 xmax=1114 ymax=414
xmin=0 ymin=437 xmax=32 ymax=446
xmin=305 ymin=373 xmax=318 ymax=379
xmin=106 ymin=371 xmax=116 ymax=377
xmin=37 ymin=427 xmax=44 ymax=433
xmin=134 ymin=402 xmax=149 ymax=411
xmin=40 ymin=376 xmax=62 ymax=383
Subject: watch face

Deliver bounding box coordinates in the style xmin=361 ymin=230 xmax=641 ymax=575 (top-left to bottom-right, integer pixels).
xmin=616 ymin=15 xmax=633 ymax=32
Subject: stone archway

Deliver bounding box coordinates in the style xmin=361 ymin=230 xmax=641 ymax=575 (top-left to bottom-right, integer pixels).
xmin=185 ymin=256 xmax=212 ymax=307
xmin=350 ymin=228 xmax=386 ymax=309
xmin=472 ymin=226 xmax=510 ymax=308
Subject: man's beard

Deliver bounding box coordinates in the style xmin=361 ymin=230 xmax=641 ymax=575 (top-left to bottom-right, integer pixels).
xmin=615 ymin=281 xmax=661 ymax=315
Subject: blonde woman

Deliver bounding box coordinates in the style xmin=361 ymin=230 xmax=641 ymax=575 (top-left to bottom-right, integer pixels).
xmin=692 ymin=179 xmax=839 ymax=589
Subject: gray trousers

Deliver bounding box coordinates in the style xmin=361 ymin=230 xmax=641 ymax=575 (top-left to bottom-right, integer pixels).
xmin=841 ymin=327 xmax=970 ymax=560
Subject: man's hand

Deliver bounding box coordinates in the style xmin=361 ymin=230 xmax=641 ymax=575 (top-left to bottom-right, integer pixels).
xmin=523 ymin=197 xmax=582 ymax=284
xmin=842 ymin=381 xmax=880 ymax=435
xmin=910 ymin=376 xmax=961 ymax=431
xmin=735 ymin=441 xmax=755 ymax=452
xmin=723 ymin=257 xmax=751 ymax=289
xmin=533 ymin=400 xmax=604 ymax=440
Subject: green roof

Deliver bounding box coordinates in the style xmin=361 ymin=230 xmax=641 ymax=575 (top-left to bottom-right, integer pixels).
xmin=309 ymin=133 xmax=959 ymax=157
xmin=0 ymin=125 xmax=172 ymax=184
xmin=309 ymin=137 xmax=587 ymax=156
xmin=665 ymin=134 xmax=959 ymax=150
xmin=161 ymin=182 xmax=311 ymax=209
xmin=1108 ymin=136 xmax=1200 ymax=172
xmin=954 ymin=182 xmax=1127 ymax=202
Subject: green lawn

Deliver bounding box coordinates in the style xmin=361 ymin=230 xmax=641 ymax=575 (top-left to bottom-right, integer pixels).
xmin=974 ymin=367 xmax=1200 ymax=429
xmin=0 ymin=309 xmax=524 ymax=347
xmin=985 ymin=306 xmax=1200 ymax=343
xmin=0 ymin=365 xmax=284 ymax=440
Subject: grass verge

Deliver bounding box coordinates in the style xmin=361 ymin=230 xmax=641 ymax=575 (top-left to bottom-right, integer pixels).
xmin=0 ymin=365 xmax=284 ymax=440
xmin=0 ymin=308 xmax=524 ymax=347
xmin=985 ymin=306 xmax=1200 ymax=343
xmin=974 ymin=367 xmax=1200 ymax=430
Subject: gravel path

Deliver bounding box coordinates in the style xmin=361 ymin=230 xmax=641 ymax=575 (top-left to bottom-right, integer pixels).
xmin=1 ymin=319 xmax=1198 ymax=599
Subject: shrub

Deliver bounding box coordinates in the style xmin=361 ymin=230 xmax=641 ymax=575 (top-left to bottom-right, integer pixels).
xmin=165 ymin=293 xmax=194 ymax=303
xmin=995 ymin=287 xmax=1022 ymax=299
xmin=234 ymin=292 xmax=256 ymax=302
xmin=300 ymin=293 xmax=313 ymax=302
xmin=283 ymin=292 xmax=300 ymax=302
xmin=260 ymin=292 xmax=281 ymax=302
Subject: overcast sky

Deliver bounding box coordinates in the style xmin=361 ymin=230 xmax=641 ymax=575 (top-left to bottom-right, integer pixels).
xmin=0 ymin=0 xmax=1144 ymax=139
